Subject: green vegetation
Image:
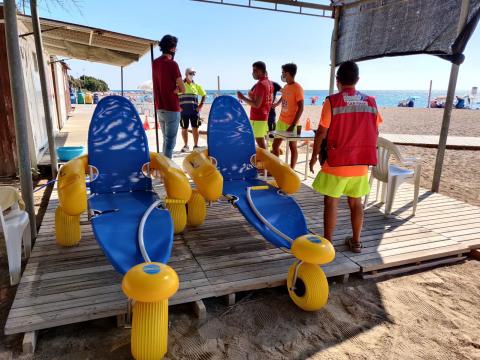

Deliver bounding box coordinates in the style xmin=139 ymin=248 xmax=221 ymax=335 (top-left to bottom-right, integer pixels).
xmin=69 ymin=75 xmax=109 ymax=92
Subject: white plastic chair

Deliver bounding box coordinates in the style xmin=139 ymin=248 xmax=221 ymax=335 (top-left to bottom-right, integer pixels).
xmin=364 ymin=137 xmax=421 ymax=216
xmin=0 ymin=191 xmax=31 ymax=285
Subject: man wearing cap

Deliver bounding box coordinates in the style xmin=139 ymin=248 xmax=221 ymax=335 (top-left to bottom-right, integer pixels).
xmin=152 ymin=34 xmax=185 ymax=158
xmin=179 ymin=68 xmax=207 ymax=152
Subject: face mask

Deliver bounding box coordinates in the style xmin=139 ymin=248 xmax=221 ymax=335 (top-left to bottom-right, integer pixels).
xmin=187 ymin=75 xmax=194 ymax=81
xmin=281 ymin=75 xmax=287 ymax=83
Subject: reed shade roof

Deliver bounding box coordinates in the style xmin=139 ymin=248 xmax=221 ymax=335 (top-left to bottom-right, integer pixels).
xmin=18 ymin=14 xmax=157 ymax=66
xmin=335 ymin=0 xmax=480 ymax=65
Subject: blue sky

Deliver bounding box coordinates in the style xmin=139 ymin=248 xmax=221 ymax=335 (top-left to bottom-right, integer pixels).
xmin=37 ymin=0 xmax=480 ymax=91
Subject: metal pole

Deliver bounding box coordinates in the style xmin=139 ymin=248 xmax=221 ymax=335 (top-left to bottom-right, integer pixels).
xmin=427 ymin=80 xmax=433 ymax=108
xmin=150 ymin=44 xmax=159 ymax=152
xmin=31 ymin=0 xmax=57 ymax=177
xmin=217 ymin=75 xmax=220 ymax=93
xmin=329 ymin=6 xmax=340 ymax=95
xmin=432 ymin=0 xmax=470 ymax=192
xmin=121 ymin=66 xmax=124 ymax=96
xmin=4 ymin=0 xmax=37 ymax=239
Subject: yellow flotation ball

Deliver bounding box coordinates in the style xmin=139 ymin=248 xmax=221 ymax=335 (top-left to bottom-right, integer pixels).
xmin=187 ymin=190 xmax=206 ymax=227
xmin=55 ymin=207 xmax=81 ymax=246
xmin=122 ymin=262 xmax=179 ymax=360
xmin=165 ymin=199 xmax=187 ymax=234
xmin=291 ymin=234 xmax=335 ymax=265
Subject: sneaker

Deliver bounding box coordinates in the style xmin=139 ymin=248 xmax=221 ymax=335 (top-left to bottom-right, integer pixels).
xmin=193 ymin=145 xmax=201 ymax=151
xmin=181 ymin=145 xmax=189 ymax=153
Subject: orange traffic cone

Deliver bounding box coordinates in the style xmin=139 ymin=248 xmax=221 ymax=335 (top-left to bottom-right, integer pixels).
xmin=304 ymin=118 xmax=312 ymax=145
xmin=143 ymin=115 xmax=151 ymax=130
xmin=305 ymin=117 xmax=312 ymax=130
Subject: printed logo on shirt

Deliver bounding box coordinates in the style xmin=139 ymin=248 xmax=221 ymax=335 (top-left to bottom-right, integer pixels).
xmin=343 ymin=95 xmax=368 ymax=106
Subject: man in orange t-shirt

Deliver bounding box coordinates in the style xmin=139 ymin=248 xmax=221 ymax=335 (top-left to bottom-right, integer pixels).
xmin=309 ymin=61 xmax=382 ymax=253
xmin=272 ymin=63 xmax=304 ymax=168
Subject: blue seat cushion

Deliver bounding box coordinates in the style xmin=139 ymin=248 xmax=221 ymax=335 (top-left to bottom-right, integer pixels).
xmin=89 ymin=191 xmax=173 ymax=274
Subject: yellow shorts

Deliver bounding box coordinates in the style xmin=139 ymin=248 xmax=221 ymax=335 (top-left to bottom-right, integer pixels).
xmin=312 ymin=172 xmax=370 ymax=199
xmin=250 ymin=120 xmax=268 ymax=138
xmin=276 ymin=120 xmax=296 ymax=132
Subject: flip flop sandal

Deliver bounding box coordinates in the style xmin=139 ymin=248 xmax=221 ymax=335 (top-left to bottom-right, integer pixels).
xmin=345 ymin=237 xmax=362 ymax=253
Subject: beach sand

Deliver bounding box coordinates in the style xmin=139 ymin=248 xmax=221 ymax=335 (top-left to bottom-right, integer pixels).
xmin=0 ymin=106 xmax=479 ymax=359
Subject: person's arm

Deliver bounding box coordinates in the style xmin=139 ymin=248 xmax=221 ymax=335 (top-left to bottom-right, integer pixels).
xmin=309 ymin=98 xmax=331 ymax=173
xmin=309 ymin=125 xmax=328 ymax=173
xmin=287 ymin=100 xmax=304 ymax=131
xmin=175 ymin=77 xmax=185 ymax=93
xmin=237 ymin=90 xmax=263 ymax=108
xmin=272 ymin=96 xmax=282 ymax=108
xmin=198 ymin=95 xmax=206 ymax=113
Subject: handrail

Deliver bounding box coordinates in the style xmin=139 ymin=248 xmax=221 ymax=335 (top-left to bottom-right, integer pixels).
xmin=137 ymin=199 xmax=163 ymax=262
xmin=246 ymin=186 xmax=293 ymax=244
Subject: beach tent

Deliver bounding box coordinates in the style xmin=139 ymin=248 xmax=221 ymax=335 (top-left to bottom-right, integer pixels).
xmin=194 ymin=0 xmax=480 ymax=192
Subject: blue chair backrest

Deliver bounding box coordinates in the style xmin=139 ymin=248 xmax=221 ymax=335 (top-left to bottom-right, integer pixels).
xmin=88 ymin=96 xmax=151 ymax=194
xmin=207 ymin=96 xmax=257 ymax=180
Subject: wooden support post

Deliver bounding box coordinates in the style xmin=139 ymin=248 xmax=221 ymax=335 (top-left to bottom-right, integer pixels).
xmin=328 ymin=6 xmax=340 ymax=95
xmin=116 ymin=314 xmax=126 ymax=328
xmin=427 ymin=80 xmax=433 ymax=108
xmin=31 ymin=0 xmax=58 ymax=177
xmin=4 ymin=0 xmax=37 ymax=240
xmin=470 ymin=249 xmax=480 ymax=260
xmin=225 ymin=293 xmax=235 ymax=306
xmin=150 ymin=43 xmax=159 ymax=153
xmin=22 ymin=331 xmax=38 ymax=354
xmin=120 ymin=66 xmax=124 ymax=96
xmin=431 ymin=0 xmax=470 ymax=192
xmin=192 ymin=300 xmax=206 ymax=320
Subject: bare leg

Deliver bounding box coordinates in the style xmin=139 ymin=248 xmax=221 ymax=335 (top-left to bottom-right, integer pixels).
xmin=347 ymin=197 xmax=364 ymax=244
xmin=324 ymin=195 xmax=339 ymax=242
xmin=289 ymin=141 xmax=298 ymax=168
xmin=181 ymin=128 xmax=188 ymax=147
xmin=256 ymin=137 xmax=267 ymax=149
xmin=192 ymin=127 xmax=199 ymax=147
xmin=272 ymin=138 xmax=282 ymax=156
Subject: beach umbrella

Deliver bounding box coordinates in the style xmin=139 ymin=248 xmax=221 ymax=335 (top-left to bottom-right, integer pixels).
xmin=138 ymin=80 xmax=153 ymax=91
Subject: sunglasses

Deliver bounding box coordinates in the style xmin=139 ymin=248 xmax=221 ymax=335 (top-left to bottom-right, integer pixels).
xmin=188 ymin=72 xmax=196 ymax=75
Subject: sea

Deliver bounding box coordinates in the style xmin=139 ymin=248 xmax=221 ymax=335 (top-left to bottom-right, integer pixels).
xmin=113 ymin=89 xmax=479 ymax=108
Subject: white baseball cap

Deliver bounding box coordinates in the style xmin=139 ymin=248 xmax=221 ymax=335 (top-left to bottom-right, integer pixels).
xmin=185 ymin=67 xmax=196 ymax=75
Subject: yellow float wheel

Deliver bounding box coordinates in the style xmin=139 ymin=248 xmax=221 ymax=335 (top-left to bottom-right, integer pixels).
xmin=122 ymin=263 xmax=179 ymax=360
xmin=187 ymin=190 xmax=206 ymax=227
xmin=287 ymin=262 xmax=329 ymax=311
xmin=131 ymin=299 xmax=168 ymax=360
xmin=165 ymin=200 xmax=187 ymax=234
xmin=55 ymin=207 xmax=81 ymax=246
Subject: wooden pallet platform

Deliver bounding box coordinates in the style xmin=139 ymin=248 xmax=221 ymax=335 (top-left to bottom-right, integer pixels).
xmin=371 ymin=182 xmax=480 ymax=250
xmin=5 ymin=182 xmax=477 ymax=337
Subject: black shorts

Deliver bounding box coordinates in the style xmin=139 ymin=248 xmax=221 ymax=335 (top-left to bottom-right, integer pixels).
xmin=180 ymin=114 xmax=201 ymax=129
xmin=268 ymin=109 xmax=276 ymax=132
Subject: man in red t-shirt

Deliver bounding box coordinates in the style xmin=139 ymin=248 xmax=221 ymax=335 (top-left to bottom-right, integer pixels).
xmin=152 ymin=34 xmax=185 ymax=158
xmin=237 ymin=61 xmax=273 ymax=149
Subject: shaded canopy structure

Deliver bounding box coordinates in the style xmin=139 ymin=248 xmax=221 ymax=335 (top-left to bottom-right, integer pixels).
xmin=18 ymin=14 xmax=158 ymax=66
xmin=335 ymin=0 xmax=480 ymax=65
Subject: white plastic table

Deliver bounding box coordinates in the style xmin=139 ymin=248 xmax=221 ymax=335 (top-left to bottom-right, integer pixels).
xmin=269 ymin=130 xmax=316 ymax=180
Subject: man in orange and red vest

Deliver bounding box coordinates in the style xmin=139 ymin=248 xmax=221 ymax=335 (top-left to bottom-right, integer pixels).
xmin=309 ymin=61 xmax=382 ymax=253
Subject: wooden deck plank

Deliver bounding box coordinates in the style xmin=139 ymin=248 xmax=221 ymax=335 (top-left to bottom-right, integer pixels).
xmin=5 ymin=181 xmax=479 ymax=338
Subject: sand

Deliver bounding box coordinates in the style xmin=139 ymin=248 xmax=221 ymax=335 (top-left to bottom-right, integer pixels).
xmin=0 ymin=106 xmax=479 ymax=359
